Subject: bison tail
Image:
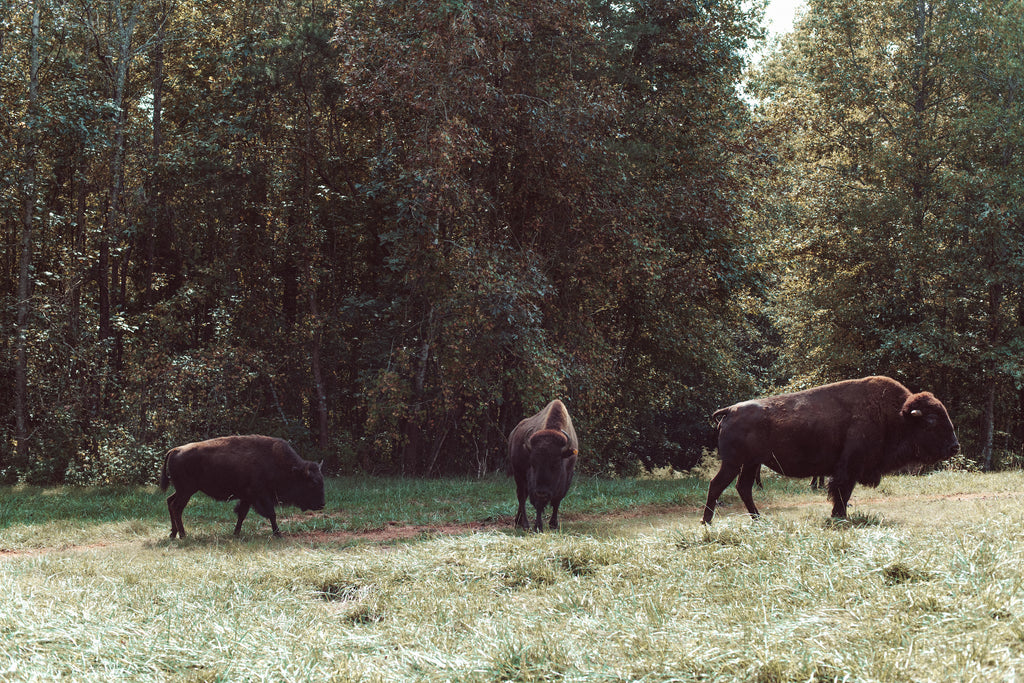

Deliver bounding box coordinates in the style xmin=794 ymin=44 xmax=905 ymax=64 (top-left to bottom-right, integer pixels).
xmin=710 ymin=407 xmax=729 ymax=427
xmin=158 ymin=449 xmax=174 ymax=491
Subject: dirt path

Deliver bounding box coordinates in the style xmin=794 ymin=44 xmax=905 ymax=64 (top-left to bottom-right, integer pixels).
xmin=3 ymin=490 xmax=1022 ymax=561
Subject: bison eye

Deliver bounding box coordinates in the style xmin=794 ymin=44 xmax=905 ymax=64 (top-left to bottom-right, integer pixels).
xmin=926 ymin=415 xmax=938 ymax=426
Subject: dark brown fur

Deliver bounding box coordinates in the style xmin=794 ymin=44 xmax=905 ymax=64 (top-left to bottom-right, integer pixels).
xmin=702 ymin=376 xmax=959 ymax=523
xmin=508 ymin=400 xmax=579 ymax=531
xmin=159 ymin=435 xmax=325 ymax=538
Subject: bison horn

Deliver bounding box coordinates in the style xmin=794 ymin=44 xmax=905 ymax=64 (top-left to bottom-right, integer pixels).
xmin=910 ymin=409 xmax=923 ymax=418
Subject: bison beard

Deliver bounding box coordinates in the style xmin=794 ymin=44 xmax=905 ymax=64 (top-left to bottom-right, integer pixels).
xmin=159 ymin=435 xmax=325 ymax=538
xmin=701 ymin=376 xmax=959 ymax=524
xmin=509 ymin=400 xmax=579 ymax=531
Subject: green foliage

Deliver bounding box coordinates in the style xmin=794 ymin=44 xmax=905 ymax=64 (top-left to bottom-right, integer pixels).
xmin=749 ymin=0 xmax=1024 ymax=464
xmin=0 ymin=0 xmax=762 ymax=482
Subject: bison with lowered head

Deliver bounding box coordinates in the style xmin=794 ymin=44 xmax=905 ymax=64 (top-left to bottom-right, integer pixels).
xmin=160 ymin=434 xmax=325 ymax=538
xmin=702 ymin=376 xmax=958 ymax=523
xmin=509 ymin=399 xmax=579 ymax=531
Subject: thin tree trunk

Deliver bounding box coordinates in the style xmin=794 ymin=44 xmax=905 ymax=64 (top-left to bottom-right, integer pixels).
xmin=308 ymin=283 xmax=330 ymax=451
xmin=15 ymin=3 xmax=41 ymax=470
xmin=981 ymin=380 xmax=997 ymax=471
xmin=142 ymin=3 xmax=168 ymax=302
xmin=99 ymin=2 xmax=140 ymax=350
xmin=981 ymin=282 xmax=1003 ymax=470
xmin=400 ymin=308 xmax=433 ymax=475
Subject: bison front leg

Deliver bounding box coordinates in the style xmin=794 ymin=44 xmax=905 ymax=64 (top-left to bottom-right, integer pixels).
xmin=533 ymin=500 xmax=547 ymax=532
xmin=252 ymin=498 xmax=281 ymax=537
xmin=233 ymin=500 xmax=251 ymax=536
xmin=827 ymin=478 xmax=856 ymax=519
xmin=514 ymin=475 xmax=530 ymax=531
xmin=548 ymin=498 xmax=562 ymax=531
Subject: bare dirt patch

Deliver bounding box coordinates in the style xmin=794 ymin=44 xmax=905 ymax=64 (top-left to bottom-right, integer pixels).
xmin=4 ymin=490 xmax=1023 ymax=560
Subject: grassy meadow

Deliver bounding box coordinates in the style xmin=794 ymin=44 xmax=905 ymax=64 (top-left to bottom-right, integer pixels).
xmin=3 ymin=471 xmax=1024 ymax=681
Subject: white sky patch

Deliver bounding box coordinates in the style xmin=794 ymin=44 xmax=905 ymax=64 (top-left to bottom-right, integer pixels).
xmin=764 ymin=0 xmax=805 ymax=37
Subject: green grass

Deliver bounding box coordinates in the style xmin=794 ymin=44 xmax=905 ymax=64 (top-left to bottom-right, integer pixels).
xmin=0 ymin=474 xmax=712 ymax=551
xmin=3 ymin=471 xmax=1024 ymax=680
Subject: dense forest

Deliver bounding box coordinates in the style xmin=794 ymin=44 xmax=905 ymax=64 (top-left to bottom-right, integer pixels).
xmin=0 ymin=0 xmax=1021 ymax=484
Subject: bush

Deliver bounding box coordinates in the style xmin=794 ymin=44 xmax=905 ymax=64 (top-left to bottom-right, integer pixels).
xmin=64 ymin=426 xmax=164 ymax=486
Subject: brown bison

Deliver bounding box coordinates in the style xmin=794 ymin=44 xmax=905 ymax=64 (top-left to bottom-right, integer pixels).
xmin=509 ymin=399 xmax=579 ymax=531
xmin=702 ymin=376 xmax=958 ymax=523
xmin=159 ymin=435 xmax=325 ymax=538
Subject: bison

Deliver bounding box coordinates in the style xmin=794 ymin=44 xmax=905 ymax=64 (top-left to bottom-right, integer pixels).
xmin=159 ymin=434 xmax=325 ymax=538
xmin=702 ymin=376 xmax=958 ymax=523
xmin=509 ymin=399 xmax=579 ymax=531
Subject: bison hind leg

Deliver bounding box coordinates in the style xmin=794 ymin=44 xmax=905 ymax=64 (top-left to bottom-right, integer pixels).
xmin=701 ymin=461 xmax=742 ymax=524
xmin=736 ymin=463 xmax=761 ymax=519
xmin=233 ymin=500 xmax=251 ymax=536
xmin=167 ymin=490 xmax=193 ymax=539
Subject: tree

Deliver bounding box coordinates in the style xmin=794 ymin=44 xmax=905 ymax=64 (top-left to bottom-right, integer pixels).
xmin=337 ymin=0 xmax=762 ymax=473
xmin=14 ymin=2 xmax=41 ymax=475
xmin=750 ymin=0 xmax=1024 ymax=465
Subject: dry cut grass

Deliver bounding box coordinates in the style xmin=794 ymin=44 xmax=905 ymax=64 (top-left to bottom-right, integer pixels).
xmin=2 ymin=470 xmax=1024 ymax=681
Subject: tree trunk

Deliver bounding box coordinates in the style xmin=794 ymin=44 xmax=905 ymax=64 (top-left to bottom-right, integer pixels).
xmin=401 ymin=310 xmax=433 ymax=475
xmin=981 ymin=282 xmax=1003 ymax=471
xmin=142 ymin=3 xmax=168 ymax=303
xmin=98 ymin=2 xmax=140 ymax=351
xmin=308 ymin=283 xmax=330 ymax=451
xmin=981 ymin=380 xmax=997 ymax=471
xmin=14 ymin=3 xmax=41 ymax=471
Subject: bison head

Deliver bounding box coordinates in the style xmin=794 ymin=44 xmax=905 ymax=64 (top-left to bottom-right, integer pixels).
xmin=280 ymin=461 xmax=326 ymax=511
xmin=524 ymin=430 xmax=576 ymax=502
xmin=900 ymin=392 xmax=959 ymax=464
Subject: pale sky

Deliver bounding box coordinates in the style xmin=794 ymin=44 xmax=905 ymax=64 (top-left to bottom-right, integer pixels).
xmin=763 ymin=0 xmax=805 ymax=36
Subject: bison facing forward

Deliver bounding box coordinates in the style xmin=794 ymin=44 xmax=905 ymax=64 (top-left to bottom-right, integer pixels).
xmin=702 ymin=376 xmax=958 ymax=523
xmin=509 ymin=400 xmax=579 ymax=531
xmin=160 ymin=435 xmax=325 ymax=538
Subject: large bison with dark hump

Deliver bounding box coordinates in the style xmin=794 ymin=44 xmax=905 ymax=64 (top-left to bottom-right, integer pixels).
xmin=509 ymin=399 xmax=579 ymax=531
xmin=159 ymin=434 xmax=325 ymax=538
xmin=702 ymin=376 xmax=959 ymax=523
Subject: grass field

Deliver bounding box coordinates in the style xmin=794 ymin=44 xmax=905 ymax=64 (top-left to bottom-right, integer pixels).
xmin=3 ymin=471 xmax=1024 ymax=681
